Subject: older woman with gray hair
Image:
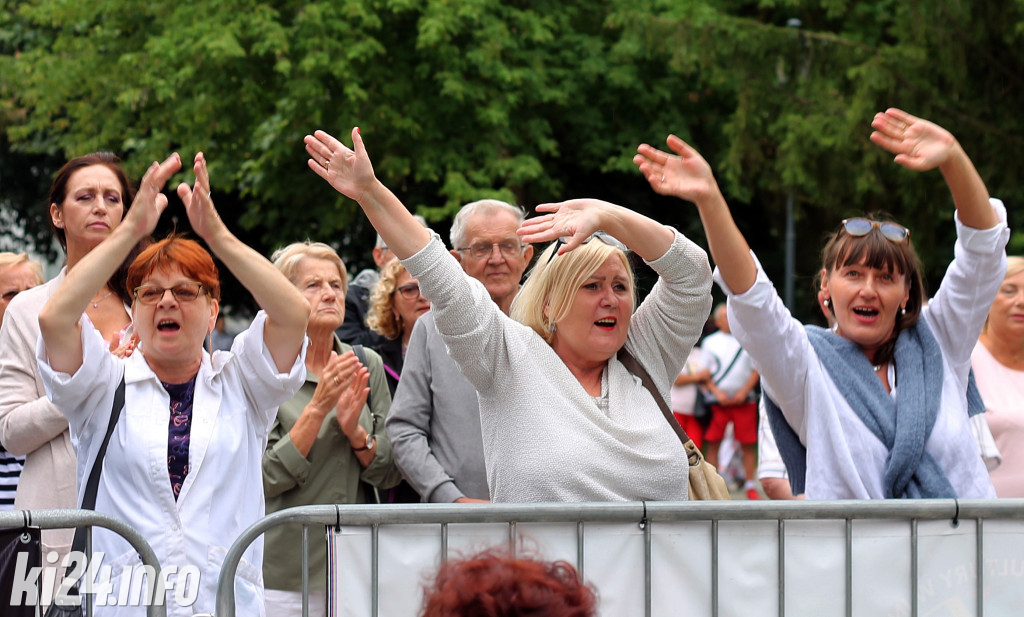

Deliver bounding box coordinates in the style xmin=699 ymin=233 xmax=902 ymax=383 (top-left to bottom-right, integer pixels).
xmin=262 ymin=240 xmax=402 ymax=617
xmin=305 ymin=127 xmax=713 ymax=502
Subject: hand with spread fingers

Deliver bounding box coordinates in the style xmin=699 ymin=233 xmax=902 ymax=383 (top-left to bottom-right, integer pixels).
xmin=517 ymin=199 xmax=608 ymax=256
xmin=304 ymin=128 xmax=377 ymax=203
xmin=633 ymin=135 xmax=721 ymax=206
xmin=869 ymin=108 xmax=957 ymax=172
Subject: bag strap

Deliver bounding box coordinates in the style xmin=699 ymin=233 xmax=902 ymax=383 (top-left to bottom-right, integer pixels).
xmin=617 ymin=348 xmax=691 ymax=447
xmin=711 ymin=345 xmax=744 ymax=386
xmin=71 ymin=375 xmax=125 ymax=555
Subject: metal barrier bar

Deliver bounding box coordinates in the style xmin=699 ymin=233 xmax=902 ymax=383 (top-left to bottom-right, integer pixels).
xmin=213 ymin=499 xmax=1024 ymax=617
xmin=0 ymin=509 xmax=167 ymax=617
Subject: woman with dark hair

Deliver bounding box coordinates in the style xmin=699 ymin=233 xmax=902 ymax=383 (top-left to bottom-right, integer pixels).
xmin=635 ymin=108 xmax=1007 ymax=499
xmin=0 ymin=152 xmax=146 ymax=584
xmin=37 ymin=153 xmax=308 ymax=615
xmin=419 ymin=549 xmax=597 ymax=617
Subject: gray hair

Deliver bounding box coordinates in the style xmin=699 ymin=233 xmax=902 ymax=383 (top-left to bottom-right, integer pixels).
xmin=450 ymin=200 xmax=526 ymax=249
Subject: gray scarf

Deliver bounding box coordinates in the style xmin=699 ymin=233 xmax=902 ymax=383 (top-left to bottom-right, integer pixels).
xmin=764 ymin=319 xmax=983 ymax=498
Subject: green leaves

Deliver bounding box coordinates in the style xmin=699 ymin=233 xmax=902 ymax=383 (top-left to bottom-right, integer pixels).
xmin=2 ymin=0 xmax=1023 ymax=319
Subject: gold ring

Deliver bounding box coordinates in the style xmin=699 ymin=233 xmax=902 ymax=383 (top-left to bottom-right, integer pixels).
xmin=333 ymin=376 xmax=340 ymax=385
xmin=323 ymin=159 xmax=330 ymax=168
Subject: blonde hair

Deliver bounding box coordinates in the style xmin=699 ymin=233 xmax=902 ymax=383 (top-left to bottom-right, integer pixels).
xmin=511 ymin=239 xmax=635 ymax=344
xmin=0 ymin=252 xmax=44 ymax=285
xmin=366 ymin=258 xmax=406 ymax=340
xmin=271 ymin=241 xmax=348 ymax=295
xmin=983 ymin=255 xmax=1024 ymax=334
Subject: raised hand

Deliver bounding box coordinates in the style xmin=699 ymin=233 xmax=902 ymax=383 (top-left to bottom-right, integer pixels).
xmin=304 ymin=127 xmax=377 ymax=202
xmin=177 ymin=153 xmax=227 ymax=243
xmin=123 ymin=154 xmax=182 ymax=238
xmin=518 ymin=199 xmax=611 ymax=256
xmin=869 ymin=108 xmax=957 ymax=172
xmin=633 ymin=135 xmax=720 ymax=205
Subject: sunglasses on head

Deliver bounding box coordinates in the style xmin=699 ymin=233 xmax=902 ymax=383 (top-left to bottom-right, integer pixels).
xmin=840 ymin=218 xmax=910 ymax=244
xmin=544 ymin=231 xmax=628 ymax=266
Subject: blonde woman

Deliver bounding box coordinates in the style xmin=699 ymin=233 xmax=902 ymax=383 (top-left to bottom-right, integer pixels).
xmin=304 ymin=127 xmax=712 ymax=502
xmin=973 ymin=256 xmax=1024 ymax=497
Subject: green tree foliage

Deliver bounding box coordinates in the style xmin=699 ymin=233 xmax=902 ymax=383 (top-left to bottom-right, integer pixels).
xmin=2 ymin=0 xmax=1022 ymax=318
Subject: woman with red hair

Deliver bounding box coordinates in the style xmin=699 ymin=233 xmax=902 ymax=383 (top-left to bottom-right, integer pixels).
xmin=420 ymin=550 xmax=597 ymax=617
xmin=37 ymin=153 xmax=309 ymax=616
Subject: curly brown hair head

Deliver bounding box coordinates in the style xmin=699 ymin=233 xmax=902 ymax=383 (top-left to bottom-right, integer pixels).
xmin=366 ymin=258 xmax=406 ymax=341
xmin=419 ymin=549 xmax=597 ymax=617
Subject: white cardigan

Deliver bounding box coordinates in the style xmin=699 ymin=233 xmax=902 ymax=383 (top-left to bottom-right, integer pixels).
xmin=38 ymin=311 xmax=305 ymax=617
xmin=719 ymin=202 xmax=1007 ymax=499
xmin=402 ymin=229 xmax=712 ymax=502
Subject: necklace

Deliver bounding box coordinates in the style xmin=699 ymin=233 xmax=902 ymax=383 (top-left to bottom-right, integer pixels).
xmin=90 ymin=290 xmax=114 ymax=308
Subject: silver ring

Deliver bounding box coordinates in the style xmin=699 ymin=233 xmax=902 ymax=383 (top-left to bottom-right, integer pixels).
xmin=323 ymin=159 xmax=330 ymax=168
xmin=661 ymin=175 xmax=666 ymax=183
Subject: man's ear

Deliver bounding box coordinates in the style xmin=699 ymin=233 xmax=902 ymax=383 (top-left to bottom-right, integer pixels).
xmin=522 ymin=244 xmax=535 ymax=264
xmin=450 ymin=249 xmax=463 ymax=264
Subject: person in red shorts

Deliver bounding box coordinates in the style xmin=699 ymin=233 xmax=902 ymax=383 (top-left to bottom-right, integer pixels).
xmin=670 ymin=346 xmax=712 ymax=450
xmin=701 ymin=304 xmax=761 ymax=499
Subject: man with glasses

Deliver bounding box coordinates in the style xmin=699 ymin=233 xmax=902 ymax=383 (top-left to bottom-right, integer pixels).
xmin=386 ymin=200 xmax=533 ymax=502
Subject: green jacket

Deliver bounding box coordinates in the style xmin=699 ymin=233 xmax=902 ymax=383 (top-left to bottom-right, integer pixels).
xmin=262 ymin=337 xmax=402 ymax=590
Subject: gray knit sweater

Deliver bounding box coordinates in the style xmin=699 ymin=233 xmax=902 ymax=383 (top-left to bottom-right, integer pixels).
xmin=402 ymin=229 xmax=712 ymax=502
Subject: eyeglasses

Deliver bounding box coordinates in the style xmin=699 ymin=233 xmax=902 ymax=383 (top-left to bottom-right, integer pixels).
xmin=454 ymin=240 xmax=525 ymax=260
xmin=133 ymin=282 xmax=207 ymax=305
xmin=840 ymin=218 xmax=910 ymax=244
xmin=396 ymin=282 xmax=423 ymax=300
xmin=544 ymin=231 xmax=628 ymax=266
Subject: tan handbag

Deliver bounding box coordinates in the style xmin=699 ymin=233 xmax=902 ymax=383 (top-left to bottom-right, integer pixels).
xmin=618 ymin=349 xmax=731 ymax=500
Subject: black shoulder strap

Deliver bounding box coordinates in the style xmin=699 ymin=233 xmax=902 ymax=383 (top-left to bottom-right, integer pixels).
xmin=71 ymin=375 xmax=125 ymax=555
xmin=617 ymin=348 xmax=691 ymax=447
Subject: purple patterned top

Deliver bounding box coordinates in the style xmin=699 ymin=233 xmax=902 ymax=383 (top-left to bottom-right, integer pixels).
xmin=163 ymin=375 xmax=197 ymax=500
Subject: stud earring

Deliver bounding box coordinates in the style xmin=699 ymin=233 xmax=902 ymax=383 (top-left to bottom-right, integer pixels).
xmin=823 ymin=298 xmax=830 ymax=309
xmin=549 ymin=323 xmax=557 ymax=333
xmin=900 ymin=306 xmax=906 ymax=316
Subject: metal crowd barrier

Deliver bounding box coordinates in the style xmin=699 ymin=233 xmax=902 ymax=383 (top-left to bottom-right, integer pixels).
xmin=0 ymin=508 xmax=166 ymax=617
xmin=214 ymin=499 xmax=1024 ymax=617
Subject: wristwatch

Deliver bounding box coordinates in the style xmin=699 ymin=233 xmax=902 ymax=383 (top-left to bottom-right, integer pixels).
xmin=352 ymin=432 xmax=375 ymax=452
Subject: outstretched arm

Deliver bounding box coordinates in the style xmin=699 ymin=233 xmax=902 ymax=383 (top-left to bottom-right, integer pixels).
xmin=177 ymin=153 xmax=308 ymax=372
xmin=870 ymin=108 xmax=996 ymax=230
xmin=38 ymin=155 xmax=183 ymax=375
xmin=633 ymin=135 xmax=758 ymax=294
xmin=304 ymin=128 xmax=431 ymax=259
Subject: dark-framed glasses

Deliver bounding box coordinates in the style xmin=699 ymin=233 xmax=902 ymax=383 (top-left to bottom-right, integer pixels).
xmin=133 ymin=282 xmax=206 ymax=305
xmin=841 ymin=218 xmax=910 ymax=244
xmin=454 ymin=240 xmax=525 ymax=260
xmin=396 ymin=282 xmax=422 ymax=300
xmin=544 ymin=231 xmax=628 ymax=266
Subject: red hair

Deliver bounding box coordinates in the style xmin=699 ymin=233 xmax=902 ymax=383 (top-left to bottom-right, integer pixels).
xmin=126 ymin=236 xmax=220 ymax=301
xmin=420 ymin=550 xmax=597 ymax=617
